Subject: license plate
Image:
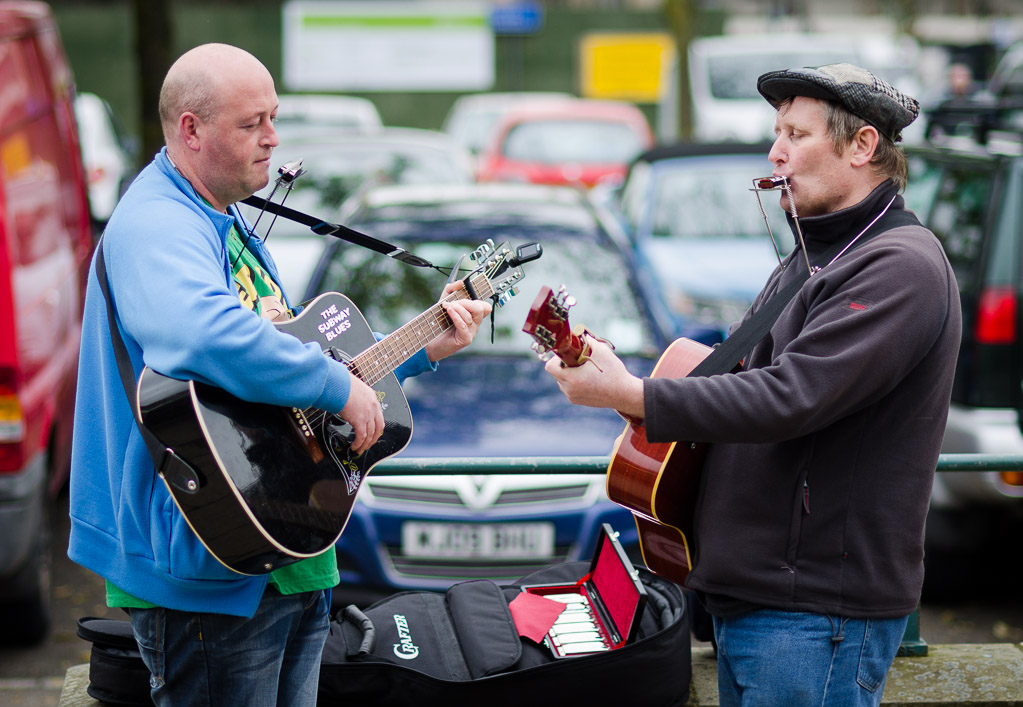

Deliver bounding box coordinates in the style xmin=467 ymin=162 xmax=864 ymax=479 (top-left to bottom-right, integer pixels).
xmin=401 ymin=522 xmax=555 ymax=559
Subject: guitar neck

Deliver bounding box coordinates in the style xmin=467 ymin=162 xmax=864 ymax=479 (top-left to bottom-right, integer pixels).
xmin=350 ymin=274 xmax=491 ymax=386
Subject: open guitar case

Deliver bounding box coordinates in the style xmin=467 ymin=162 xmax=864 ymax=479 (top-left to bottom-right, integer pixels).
xmin=317 ymin=525 xmax=692 ymax=707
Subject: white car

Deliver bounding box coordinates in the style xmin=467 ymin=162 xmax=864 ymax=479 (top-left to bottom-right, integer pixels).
xmin=274 ymin=93 xmax=383 ymax=138
xmin=686 ymin=33 xmax=919 ymax=143
xmin=73 ymin=92 xmax=137 ymax=223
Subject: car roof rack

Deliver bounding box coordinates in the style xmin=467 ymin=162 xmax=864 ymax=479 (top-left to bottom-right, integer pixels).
xmin=926 ymin=96 xmax=1023 ymax=155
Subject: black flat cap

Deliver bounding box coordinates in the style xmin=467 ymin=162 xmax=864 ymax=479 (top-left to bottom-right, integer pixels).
xmin=757 ymin=63 xmax=920 ymax=142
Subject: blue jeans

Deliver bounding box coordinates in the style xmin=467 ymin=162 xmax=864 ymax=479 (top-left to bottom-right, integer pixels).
xmin=128 ymin=587 xmax=330 ymax=706
xmin=712 ymin=609 xmax=908 ymax=707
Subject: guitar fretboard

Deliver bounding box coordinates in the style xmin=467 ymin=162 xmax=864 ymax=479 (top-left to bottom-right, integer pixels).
xmin=350 ymin=273 xmax=493 ymax=385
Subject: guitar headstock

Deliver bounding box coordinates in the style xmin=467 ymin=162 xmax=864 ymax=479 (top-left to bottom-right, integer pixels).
xmin=522 ymin=285 xmax=591 ymax=367
xmin=463 ymin=240 xmax=542 ymax=307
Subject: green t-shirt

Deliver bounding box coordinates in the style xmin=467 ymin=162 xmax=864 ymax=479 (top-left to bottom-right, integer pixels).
xmin=107 ymin=221 xmax=340 ymax=608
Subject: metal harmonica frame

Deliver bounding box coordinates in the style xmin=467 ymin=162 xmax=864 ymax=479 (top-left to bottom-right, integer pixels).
xmin=750 ymin=174 xmax=816 ymax=276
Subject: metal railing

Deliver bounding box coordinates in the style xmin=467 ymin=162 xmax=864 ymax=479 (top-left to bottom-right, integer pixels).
xmin=369 ymin=453 xmax=1023 ymax=657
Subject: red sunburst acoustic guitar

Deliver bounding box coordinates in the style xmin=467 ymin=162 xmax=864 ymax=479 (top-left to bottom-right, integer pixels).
xmin=523 ymin=285 xmax=713 ymax=586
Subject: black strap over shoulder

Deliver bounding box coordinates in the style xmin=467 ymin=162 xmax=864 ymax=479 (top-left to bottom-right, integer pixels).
xmin=241 ymin=194 xmax=435 ymax=268
xmin=689 ymin=207 xmax=919 ymax=378
xmin=94 ymin=237 xmax=191 ymax=475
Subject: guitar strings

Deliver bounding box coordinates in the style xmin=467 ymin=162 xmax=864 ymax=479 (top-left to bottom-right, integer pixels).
xmin=298 ymin=275 xmax=489 ymax=425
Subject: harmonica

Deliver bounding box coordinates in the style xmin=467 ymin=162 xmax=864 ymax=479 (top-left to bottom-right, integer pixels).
xmin=753 ymin=175 xmax=788 ymax=190
xmin=561 ymin=641 xmax=611 ymax=655
xmin=549 ymin=631 xmax=603 ymax=646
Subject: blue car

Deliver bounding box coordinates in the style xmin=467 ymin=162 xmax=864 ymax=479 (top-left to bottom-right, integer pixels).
xmin=300 ymin=182 xmax=676 ymax=604
xmin=596 ymin=142 xmax=793 ymax=344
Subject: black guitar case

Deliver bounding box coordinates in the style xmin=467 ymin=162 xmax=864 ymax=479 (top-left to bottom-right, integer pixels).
xmin=317 ymin=560 xmax=691 ymax=707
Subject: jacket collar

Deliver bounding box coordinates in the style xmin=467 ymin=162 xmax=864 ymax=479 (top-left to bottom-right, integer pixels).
xmin=786 ymin=179 xmax=902 ymax=257
xmin=154 ymin=148 xmax=236 ymax=239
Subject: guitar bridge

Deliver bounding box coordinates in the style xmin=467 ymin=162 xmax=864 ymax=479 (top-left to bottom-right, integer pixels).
xmin=290 ymin=408 xmax=313 ymax=437
xmin=288 ymin=407 xmax=324 ymax=463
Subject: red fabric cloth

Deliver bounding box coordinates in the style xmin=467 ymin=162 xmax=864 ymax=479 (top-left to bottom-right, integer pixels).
xmin=509 ymin=592 xmax=566 ymax=642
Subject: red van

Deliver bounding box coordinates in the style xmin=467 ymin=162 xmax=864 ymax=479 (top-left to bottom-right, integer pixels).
xmin=0 ymin=1 xmax=92 ymax=644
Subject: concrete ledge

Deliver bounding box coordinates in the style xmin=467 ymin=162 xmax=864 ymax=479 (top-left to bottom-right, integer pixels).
xmin=59 ymin=664 xmax=96 ymax=706
xmin=60 ymin=644 xmax=1023 ymax=706
xmin=688 ymin=643 xmax=1023 ymax=706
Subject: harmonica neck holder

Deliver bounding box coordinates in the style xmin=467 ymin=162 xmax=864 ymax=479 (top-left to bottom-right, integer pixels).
xmin=750 ymin=175 xmax=815 ymax=276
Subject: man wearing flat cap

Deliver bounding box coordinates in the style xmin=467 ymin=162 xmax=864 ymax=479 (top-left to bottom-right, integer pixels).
xmin=544 ymin=63 xmax=961 ymax=705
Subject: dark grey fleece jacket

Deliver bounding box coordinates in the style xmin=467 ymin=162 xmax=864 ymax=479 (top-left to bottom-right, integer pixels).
xmin=643 ymin=180 xmax=962 ymax=618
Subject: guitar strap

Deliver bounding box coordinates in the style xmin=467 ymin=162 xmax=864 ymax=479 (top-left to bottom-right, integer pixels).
xmin=688 ymin=207 xmax=919 ymax=378
xmin=94 ymin=236 xmax=204 ymax=488
xmin=241 ymin=194 xmax=437 ymax=269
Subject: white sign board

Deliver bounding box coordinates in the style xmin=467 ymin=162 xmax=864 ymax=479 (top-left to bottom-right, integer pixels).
xmin=282 ymin=1 xmax=494 ymax=91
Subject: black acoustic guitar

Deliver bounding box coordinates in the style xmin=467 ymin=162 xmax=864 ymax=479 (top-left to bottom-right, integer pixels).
xmin=136 ymin=240 xmax=538 ymax=575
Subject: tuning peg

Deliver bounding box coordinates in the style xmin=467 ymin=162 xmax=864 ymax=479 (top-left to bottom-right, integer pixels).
xmin=471 ymin=239 xmax=496 ymax=262
xmin=554 ymin=284 xmax=575 ymax=310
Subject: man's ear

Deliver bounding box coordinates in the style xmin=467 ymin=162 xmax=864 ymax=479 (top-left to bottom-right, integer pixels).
xmin=850 ymin=125 xmax=880 ymax=167
xmin=179 ymin=112 xmax=202 ymax=152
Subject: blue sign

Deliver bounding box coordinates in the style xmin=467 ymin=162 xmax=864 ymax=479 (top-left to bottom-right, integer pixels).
xmin=491 ymin=1 xmax=543 ymax=36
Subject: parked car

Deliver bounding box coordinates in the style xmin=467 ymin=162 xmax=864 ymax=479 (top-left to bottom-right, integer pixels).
xmin=597 ymin=142 xmax=790 ymax=344
xmin=476 ymin=98 xmax=654 ymax=189
xmin=73 ymin=91 xmax=138 ymax=225
xmin=0 ymin=1 xmax=93 ymax=644
xmin=238 ymin=128 xmax=476 ymax=297
xmin=274 ymin=93 xmax=383 ymax=139
xmin=686 ymin=33 xmax=921 ymax=144
xmin=900 ymin=112 xmax=1023 ymax=593
xmin=441 ymin=91 xmax=574 ymax=158
xmin=299 ymin=182 xmax=676 ymax=602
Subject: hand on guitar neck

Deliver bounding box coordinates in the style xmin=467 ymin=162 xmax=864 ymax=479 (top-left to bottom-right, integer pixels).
xmin=523 ymin=285 xmax=645 ymax=420
xmin=342 ymin=280 xmax=491 ymax=455
xmin=425 ymin=281 xmax=494 ymax=363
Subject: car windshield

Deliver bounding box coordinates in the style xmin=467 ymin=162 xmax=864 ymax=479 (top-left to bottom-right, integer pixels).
xmin=647 ymin=160 xmax=789 ymax=240
xmin=503 ymin=120 xmax=645 ymax=164
xmin=311 ymin=211 xmax=660 ymax=357
xmin=707 ymin=51 xmax=859 ymax=100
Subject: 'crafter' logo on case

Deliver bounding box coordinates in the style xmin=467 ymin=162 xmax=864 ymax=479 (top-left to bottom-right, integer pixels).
xmin=392 ymin=614 xmax=420 ymax=660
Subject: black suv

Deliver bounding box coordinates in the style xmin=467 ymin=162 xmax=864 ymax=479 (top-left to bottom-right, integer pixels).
xmin=903 ymin=100 xmax=1023 ymax=593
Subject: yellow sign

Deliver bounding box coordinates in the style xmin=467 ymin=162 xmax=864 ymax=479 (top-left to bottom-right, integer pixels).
xmin=580 ymin=32 xmax=676 ymax=102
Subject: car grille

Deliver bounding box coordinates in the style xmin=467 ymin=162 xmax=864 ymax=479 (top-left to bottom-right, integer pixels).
xmin=366 ymin=481 xmax=593 ymax=507
xmin=384 ymin=544 xmax=573 ymax=581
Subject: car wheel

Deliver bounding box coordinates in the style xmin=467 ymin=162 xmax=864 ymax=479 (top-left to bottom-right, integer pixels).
xmin=0 ymin=500 xmax=53 ymax=646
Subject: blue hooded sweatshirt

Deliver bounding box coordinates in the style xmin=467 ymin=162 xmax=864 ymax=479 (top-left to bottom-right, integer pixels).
xmin=68 ymin=149 xmax=434 ymax=617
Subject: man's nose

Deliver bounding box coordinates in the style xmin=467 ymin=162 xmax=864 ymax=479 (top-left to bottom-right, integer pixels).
xmin=264 ymin=119 xmax=280 ymax=147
